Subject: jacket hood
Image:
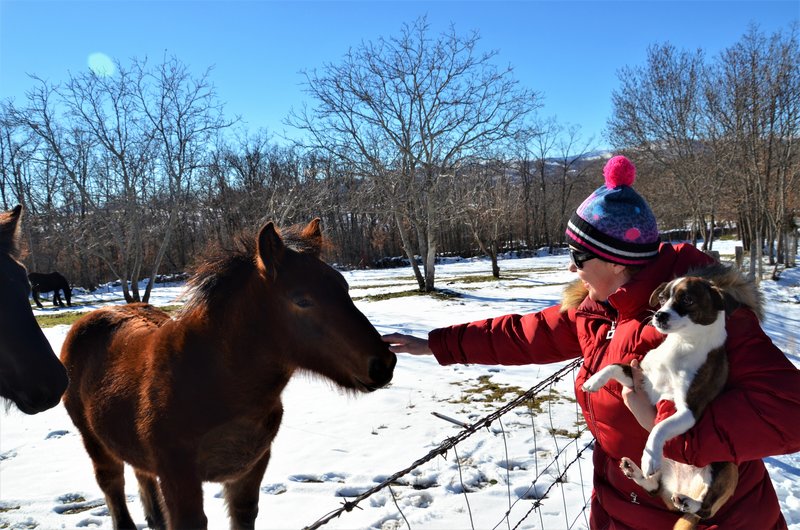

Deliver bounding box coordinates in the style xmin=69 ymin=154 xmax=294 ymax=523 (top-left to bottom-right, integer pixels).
xmin=687 ymin=261 xmax=765 ymax=321
xmin=561 ymin=280 xmax=590 ymax=312
xmin=560 ymin=244 xmax=764 ymax=321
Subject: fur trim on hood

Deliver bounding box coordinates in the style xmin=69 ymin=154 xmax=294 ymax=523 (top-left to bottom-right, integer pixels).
xmin=687 ymin=262 xmax=765 ymax=321
xmin=561 ymin=280 xmax=589 ymax=313
xmin=560 ymin=261 xmax=764 ymax=321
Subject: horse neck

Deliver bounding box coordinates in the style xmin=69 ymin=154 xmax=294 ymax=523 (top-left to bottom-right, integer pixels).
xmin=178 ymin=300 xmax=297 ymax=388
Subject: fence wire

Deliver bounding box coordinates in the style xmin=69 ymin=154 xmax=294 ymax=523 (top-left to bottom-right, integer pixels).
xmin=303 ymin=358 xmax=593 ymax=530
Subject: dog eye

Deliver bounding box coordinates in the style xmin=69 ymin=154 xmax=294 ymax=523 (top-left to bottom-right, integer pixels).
xmin=682 ymin=296 xmax=694 ymax=306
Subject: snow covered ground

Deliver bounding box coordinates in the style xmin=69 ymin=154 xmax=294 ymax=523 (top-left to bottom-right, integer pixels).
xmin=1 ymin=240 xmax=798 ymax=529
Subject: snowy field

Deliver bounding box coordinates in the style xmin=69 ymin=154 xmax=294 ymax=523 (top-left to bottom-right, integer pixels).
xmin=1 ymin=240 xmax=798 ymax=529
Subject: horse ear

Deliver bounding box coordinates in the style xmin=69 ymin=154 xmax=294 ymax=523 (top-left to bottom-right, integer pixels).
xmin=301 ymin=218 xmax=323 ymax=257
xmin=256 ymin=221 xmax=285 ymax=278
xmin=0 ymin=205 xmax=23 ymax=256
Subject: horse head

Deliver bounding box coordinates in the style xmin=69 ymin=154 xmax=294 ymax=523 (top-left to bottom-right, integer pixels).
xmin=256 ymin=219 xmax=396 ymax=392
xmin=0 ymin=206 xmax=68 ymax=414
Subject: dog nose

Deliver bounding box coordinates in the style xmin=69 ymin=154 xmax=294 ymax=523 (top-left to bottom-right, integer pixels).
xmin=654 ymin=311 xmax=669 ymax=326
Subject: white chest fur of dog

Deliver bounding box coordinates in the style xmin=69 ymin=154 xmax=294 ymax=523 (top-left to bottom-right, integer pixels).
xmin=582 ymin=276 xmax=738 ymax=529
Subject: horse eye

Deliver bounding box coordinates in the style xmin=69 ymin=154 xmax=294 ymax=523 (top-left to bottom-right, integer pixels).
xmin=293 ymin=297 xmax=313 ymax=309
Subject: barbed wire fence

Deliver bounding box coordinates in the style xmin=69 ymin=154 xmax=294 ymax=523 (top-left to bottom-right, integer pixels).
xmin=303 ymin=358 xmax=595 ymax=530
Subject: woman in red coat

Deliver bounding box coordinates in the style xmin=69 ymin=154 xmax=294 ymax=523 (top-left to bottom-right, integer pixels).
xmin=384 ymin=155 xmax=800 ymax=529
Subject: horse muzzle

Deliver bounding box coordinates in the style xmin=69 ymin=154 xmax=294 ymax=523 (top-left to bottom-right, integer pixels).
xmin=3 ymin=382 xmax=66 ymax=414
xmin=363 ymin=354 xmax=396 ymax=391
xmin=0 ymin=360 xmax=69 ymax=414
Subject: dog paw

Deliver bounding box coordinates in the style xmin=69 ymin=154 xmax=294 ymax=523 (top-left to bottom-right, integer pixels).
xmin=671 ymin=493 xmax=701 ymax=514
xmin=619 ymin=457 xmax=642 ymax=479
xmin=582 ymin=377 xmax=602 ymax=393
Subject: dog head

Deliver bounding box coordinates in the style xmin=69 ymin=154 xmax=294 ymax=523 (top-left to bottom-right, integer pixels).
xmin=649 ymin=276 xmax=725 ymax=333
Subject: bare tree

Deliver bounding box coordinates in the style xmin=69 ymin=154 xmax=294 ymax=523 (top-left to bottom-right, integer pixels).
xmin=458 ymin=157 xmax=520 ymax=277
xmin=290 ymin=16 xmax=538 ymax=291
xmin=609 ymin=43 xmax=723 ymax=249
xmin=134 ymin=56 xmax=233 ymax=301
xmin=551 ymin=125 xmax=597 ymax=242
xmin=8 ymin=56 xmax=230 ymax=301
xmin=706 ymin=24 xmax=800 ymax=279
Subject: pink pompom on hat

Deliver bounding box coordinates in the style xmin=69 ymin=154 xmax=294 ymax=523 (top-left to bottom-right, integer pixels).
xmin=565 ymin=155 xmax=659 ymax=266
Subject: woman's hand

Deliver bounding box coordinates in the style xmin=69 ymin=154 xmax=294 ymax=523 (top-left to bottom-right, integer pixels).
xmin=382 ymin=333 xmax=432 ymax=356
xmin=621 ymin=359 xmax=656 ymax=432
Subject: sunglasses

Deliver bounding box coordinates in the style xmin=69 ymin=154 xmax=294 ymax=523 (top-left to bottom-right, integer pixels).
xmin=569 ymin=248 xmax=597 ymax=270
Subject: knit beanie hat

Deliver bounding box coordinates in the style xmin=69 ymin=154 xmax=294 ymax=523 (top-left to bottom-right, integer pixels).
xmin=565 ymin=155 xmax=659 ymax=266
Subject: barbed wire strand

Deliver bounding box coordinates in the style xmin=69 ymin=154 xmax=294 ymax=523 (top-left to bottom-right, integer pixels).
xmin=510 ymin=439 xmax=595 ymax=530
xmin=452 ymin=444 xmax=476 ymax=529
xmin=499 ymin=416 xmax=513 ymax=530
xmin=302 ymin=358 xmax=584 ymax=530
xmin=387 ymin=484 xmax=411 ymax=530
xmin=501 ymin=428 xmax=591 ymax=527
xmin=545 ymin=378 xmax=571 ymax=530
xmin=571 ymin=362 xmax=592 ymax=530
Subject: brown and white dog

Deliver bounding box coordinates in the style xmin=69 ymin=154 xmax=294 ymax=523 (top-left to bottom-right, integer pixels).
xmin=582 ymin=276 xmax=738 ymax=529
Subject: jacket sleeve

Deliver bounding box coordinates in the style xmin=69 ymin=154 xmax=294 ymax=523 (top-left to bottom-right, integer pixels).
xmin=428 ymin=305 xmax=581 ymax=366
xmin=663 ymin=308 xmax=800 ymax=466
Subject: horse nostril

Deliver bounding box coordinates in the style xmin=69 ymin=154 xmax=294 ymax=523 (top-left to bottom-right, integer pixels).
xmin=369 ymin=356 xmax=395 ymax=387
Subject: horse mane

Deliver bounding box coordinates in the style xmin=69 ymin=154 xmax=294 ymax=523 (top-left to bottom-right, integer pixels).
xmin=177 ymin=223 xmax=328 ymax=319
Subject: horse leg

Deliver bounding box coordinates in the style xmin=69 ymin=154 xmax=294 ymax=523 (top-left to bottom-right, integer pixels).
xmin=54 ymin=289 xmax=64 ymax=307
xmin=157 ymin=458 xmax=207 ymax=530
xmin=134 ymin=469 xmax=167 ymax=530
xmin=80 ymin=433 xmax=137 ymax=529
xmin=32 ymin=288 xmax=43 ymax=309
xmin=223 ymin=449 xmax=272 ymax=530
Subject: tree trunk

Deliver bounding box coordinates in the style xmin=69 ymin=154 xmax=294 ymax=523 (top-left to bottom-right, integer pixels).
xmin=395 ymin=211 xmax=424 ymax=290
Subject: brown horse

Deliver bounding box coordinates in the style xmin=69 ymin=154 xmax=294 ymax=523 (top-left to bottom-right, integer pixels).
xmin=60 ymin=219 xmax=396 ymax=529
xmin=0 ymin=205 xmax=68 ymax=414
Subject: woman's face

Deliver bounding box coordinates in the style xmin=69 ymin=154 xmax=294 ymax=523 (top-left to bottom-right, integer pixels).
xmin=568 ymin=253 xmax=630 ymax=302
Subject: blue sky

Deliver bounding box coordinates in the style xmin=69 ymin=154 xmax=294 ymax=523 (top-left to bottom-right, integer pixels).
xmin=1 ymin=1 xmax=797 ymax=150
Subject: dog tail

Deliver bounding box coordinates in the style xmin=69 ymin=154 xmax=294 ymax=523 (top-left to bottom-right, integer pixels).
xmin=673 ymin=514 xmax=701 ymax=530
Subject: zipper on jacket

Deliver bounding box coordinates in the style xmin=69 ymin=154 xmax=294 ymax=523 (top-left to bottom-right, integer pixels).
xmin=577 ymin=305 xmax=617 ymax=443
xmin=606 ymin=320 xmax=616 ymax=339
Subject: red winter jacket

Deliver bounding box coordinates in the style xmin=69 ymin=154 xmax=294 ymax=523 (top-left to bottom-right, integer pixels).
xmin=428 ymin=243 xmax=800 ymax=529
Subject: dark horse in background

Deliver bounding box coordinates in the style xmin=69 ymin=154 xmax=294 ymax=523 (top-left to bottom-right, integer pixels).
xmin=0 ymin=206 xmax=68 ymax=414
xmin=28 ymin=271 xmax=72 ymax=308
xmin=61 ymin=219 xmax=396 ymax=529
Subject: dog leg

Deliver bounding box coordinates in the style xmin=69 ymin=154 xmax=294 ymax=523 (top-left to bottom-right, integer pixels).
xmin=672 ymin=492 xmax=703 ymax=513
xmin=620 ymin=457 xmax=660 ymax=494
xmin=641 ymin=407 xmax=696 ymax=477
xmin=677 ymin=462 xmax=738 ymax=520
xmin=582 ymin=364 xmax=634 ymax=393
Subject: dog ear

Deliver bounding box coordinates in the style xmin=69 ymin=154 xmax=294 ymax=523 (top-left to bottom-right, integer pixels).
xmin=649 ymin=282 xmax=669 ymax=308
xmin=709 ymin=284 xmax=726 ymax=312
xmin=720 ymin=289 xmax=741 ymax=316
